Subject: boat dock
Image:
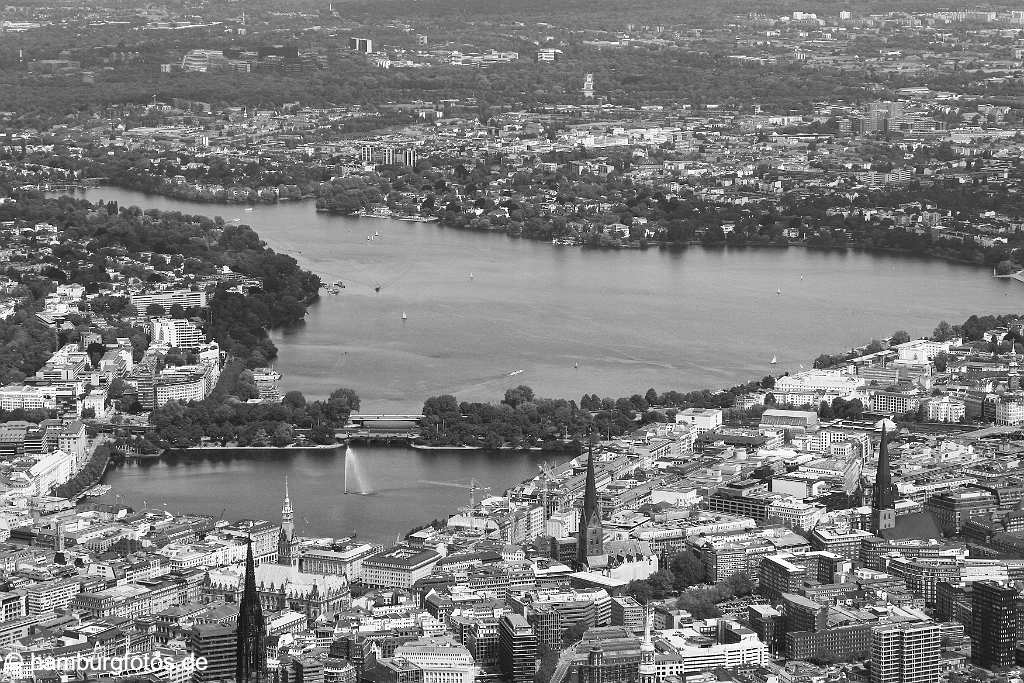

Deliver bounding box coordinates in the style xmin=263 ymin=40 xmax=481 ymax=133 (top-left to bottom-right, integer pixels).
xmin=993 ymin=269 xmax=1024 ymax=284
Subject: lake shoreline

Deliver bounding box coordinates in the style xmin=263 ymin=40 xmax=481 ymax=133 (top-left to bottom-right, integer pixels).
xmin=54 ymin=186 xmax=996 ymax=274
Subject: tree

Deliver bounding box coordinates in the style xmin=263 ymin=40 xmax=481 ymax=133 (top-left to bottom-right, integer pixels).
xmin=644 ymin=387 xmax=658 ymax=405
xmin=324 ymin=387 xmax=360 ymax=425
xmin=669 ymin=550 xmax=705 ymax=590
xmin=562 ymin=621 xmax=589 ymax=646
xmin=933 ymin=320 xmax=955 ymax=341
xmin=145 ymin=303 xmax=166 ymax=317
xmin=504 ymin=385 xmax=535 ymax=409
xmin=933 ymin=351 xmax=949 ymax=373
xmin=813 ymin=353 xmax=833 ymax=369
xmin=283 ymin=391 xmax=306 ymax=409
xmin=86 ymin=342 xmax=106 ymax=367
xmin=890 ymin=330 xmax=911 ymax=345
xmin=169 ymin=303 xmax=186 ymax=319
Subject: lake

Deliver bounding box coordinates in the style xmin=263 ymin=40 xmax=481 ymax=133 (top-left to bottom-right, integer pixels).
xmin=95 ymin=446 xmax=566 ymax=542
xmin=55 ymin=186 xmax=1019 ymax=540
xmin=65 ymin=187 xmax=1019 ymax=413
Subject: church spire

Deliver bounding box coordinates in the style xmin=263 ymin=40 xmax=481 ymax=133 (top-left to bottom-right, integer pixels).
xmin=874 ymin=424 xmax=897 ymax=510
xmin=577 ymin=442 xmax=604 ymax=568
xmin=583 ymin=444 xmax=598 ymax=521
xmin=281 ymin=476 xmax=294 ymax=539
xmin=278 ymin=477 xmax=298 ymax=566
xmin=236 ymin=535 xmax=266 ymax=682
xmin=871 ymin=424 xmax=898 ymax=534
xmin=639 ymin=604 xmax=656 ymax=682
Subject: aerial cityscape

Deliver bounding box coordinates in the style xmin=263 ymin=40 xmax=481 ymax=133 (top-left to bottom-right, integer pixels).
xmin=5 ymin=0 xmax=1024 ymax=681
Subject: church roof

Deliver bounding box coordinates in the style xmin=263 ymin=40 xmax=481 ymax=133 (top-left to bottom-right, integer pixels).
xmin=877 ymin=512 xmax=942 ymax=542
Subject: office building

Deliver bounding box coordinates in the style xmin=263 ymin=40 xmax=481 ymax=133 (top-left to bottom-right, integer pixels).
xmin=362 ymin=546 xmax=441 ymax=589
xmin=190 ymin=623 xmax=236 ymax=682
xmin=149 ymin=317 xmax=206 ymax=348
xmin=349 ymin=38 xmax=373 ymax=53
xmin=498 ymin=614 xmax=536 ymax=683
xmin=972 ymin=580 xmax=1021 ymax=668
xmin=870 ymin=622 xmax=940 ymax=683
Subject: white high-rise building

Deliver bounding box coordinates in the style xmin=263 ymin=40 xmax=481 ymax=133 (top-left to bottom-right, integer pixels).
xmin=149 ymin=318 xmax=206 ymax=349
xmin=871 ymin=622 xmax=940 ymax=683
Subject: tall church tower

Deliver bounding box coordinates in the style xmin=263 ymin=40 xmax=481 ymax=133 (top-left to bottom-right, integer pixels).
xmin=638 ymin=605 xmax=656 ymax=683
xmin=235 ymin=536 xmax=266 ymax=682
xmin=871 ymin=425 xmax=898 ymax=535
xmin=576 ymin=445 xmax=604 ymax=569
xmin=277 ymin=477 xmax=298 ymax=566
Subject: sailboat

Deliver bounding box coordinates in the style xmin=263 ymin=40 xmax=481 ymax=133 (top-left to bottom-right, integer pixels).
xmin=574 ymin=361 xmax=579 ymax=369
xmin=469 ymin=272 xmax=474 ymax=280
xmin=374 ymin=231 xmax=380 ymax=237
xmin=770 ymin=354 xmax=778 ymax=365
xmin=401 ymin=311 xmax=407 ymax=321
xmin=776 ymin=288 xmax=782 ymax=296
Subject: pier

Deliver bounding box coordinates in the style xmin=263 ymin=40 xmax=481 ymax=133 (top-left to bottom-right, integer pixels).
xmin=993 ymin=269 xmax=1024 ymax=284
xmin=337 ymin=413 xmax=424 ymax=443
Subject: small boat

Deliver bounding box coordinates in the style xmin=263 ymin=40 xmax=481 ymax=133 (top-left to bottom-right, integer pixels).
xmin=800 ymin=274 xmax=804 ymax=281
xmin=401 ymin=311 xmax=407 ymax=321
xmin=776 ymin=288 xmax=781 ymax=296
xmin=334 ymin=281 xmax=346 ymax=289
xmin=770 ymin=354 xmax=777 ymax=365
xmin=327 ymin=287 xmax=340 ymax=295
xmin=469 ymin=272 xmax=474 ymax=280
xmin=508 ymin=369 xmax=524 ymax=376
xmin=367 ymin=235 xmax=372 ymax=240
xmin=374 ymin=231 xmax=380 ymax=237
xmin=574 ymin=361 xmax=579 ymax=369
xmin=244 ymin=207 xmax=254 ymax=212
xmin=374 ymin=285 xmax=381 ymax=293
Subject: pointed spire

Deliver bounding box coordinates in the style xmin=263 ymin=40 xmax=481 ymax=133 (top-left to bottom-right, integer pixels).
xmin=639 ymin=603 xmax=656 ymax=680
xmin=236 ymin=533 xmax=266 ymax=682
xmin=244 ymin=535 xmax=257 ymax=596
xmin=583 ymin=443 xmax=598 ymax=523
xmin=577 ymin=441 xmax=604 ymax=568
xmin=642 ymin=604 xmax=653 ymax=647
xmin=874 ymin=424 xmax=897 ymax=510
xmin=282 ymin=476 xmax=293 ymax=516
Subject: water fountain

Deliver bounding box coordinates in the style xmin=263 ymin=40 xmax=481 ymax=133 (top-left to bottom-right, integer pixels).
xmin=344 ymin=447 xmax=371 ymax=495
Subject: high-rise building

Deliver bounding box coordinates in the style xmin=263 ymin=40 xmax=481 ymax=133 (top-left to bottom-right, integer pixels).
xmin=870 ymin=622 xmax=940 ymax=683
xmin=499 ymin=614 xmax=537 ymax=683
xmin=190 ymin=623 xmax=236 ymax=683
xmin=576 ymin=446 xmax=604 ymax=569
xmin=528 ymin=605 xmax=561 ymax=651
xmin=278 ymin=477 xmax=299 ymax=566
xmin=582 ymin=73 xmax=595 ymax=99
xmin=972 ymin=580 xmax=1021 ymax=668
xmin=466 ymin=618 xmax=500 ymax=670
xmin=235 ymin=537 xmax=266 ymax=682
xmin=349 ymin=38 xmax=373 ymax=53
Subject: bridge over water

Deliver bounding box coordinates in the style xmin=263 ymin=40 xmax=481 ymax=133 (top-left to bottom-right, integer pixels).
xmin=337 ymin=413 xmax=424 ymax=443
